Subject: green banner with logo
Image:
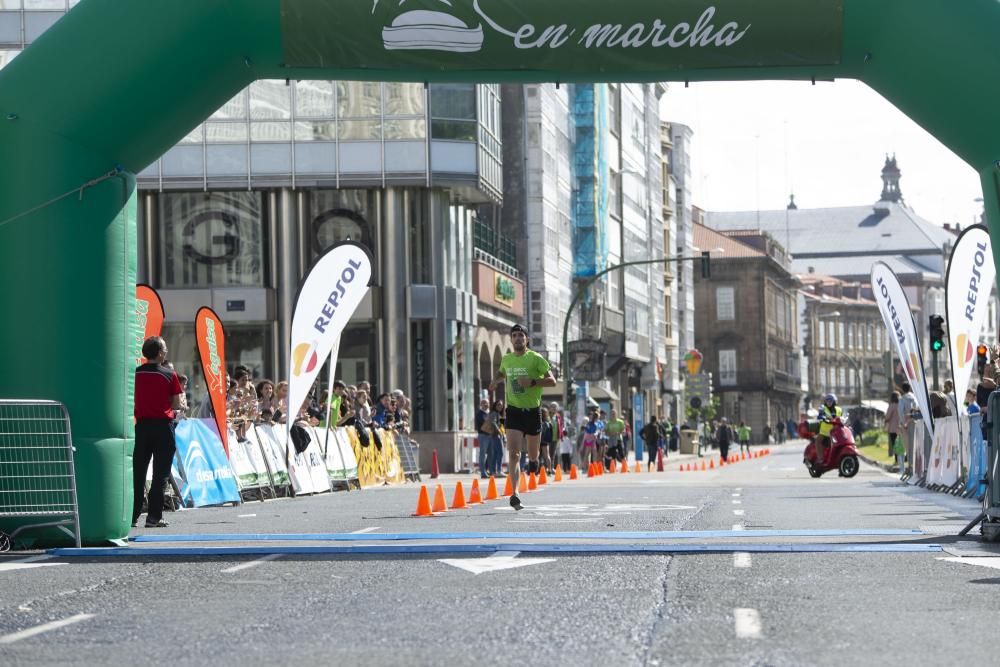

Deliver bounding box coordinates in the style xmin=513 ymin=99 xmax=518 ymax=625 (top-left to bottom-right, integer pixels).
xmin=281 ymin=0 xmax=843 ymax=74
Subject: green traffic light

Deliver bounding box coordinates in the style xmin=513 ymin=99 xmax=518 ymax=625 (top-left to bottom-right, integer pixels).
xmin=931 ymin=340 xmax=944 ymax=352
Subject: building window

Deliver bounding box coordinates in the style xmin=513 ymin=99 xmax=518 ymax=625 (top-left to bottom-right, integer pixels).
xmin=847 ymin=324 xmax=854 ymax=350
xmin=430 ymin=83 xmax=476 ymax=140
xmin=838 ymin=367 xmax=846 ymax=393
xmin=867 ymin=324 xmax=873 ymax=351
xmin=158 ymin=192 xmax=267 ymax=288
xmin=716 ymin=287 xmax=735 ymax=321
xmin=305 ymin=189 xmax=379 ymax=259
xmin=817 ymin=320 xmax=826 ymax=348
xmin=837 ymin=322 xmax=845 ymax=350
xmin=719 ymin=349 xmax=737 ymax=386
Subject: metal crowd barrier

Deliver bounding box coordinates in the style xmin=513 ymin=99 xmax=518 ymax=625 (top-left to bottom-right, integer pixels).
xmin=0 ymin=400 xmax=81 ymax=549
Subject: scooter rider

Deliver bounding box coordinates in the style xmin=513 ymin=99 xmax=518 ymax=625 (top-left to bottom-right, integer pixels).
xmin=817 ymin=393 xmax=843 ymax=465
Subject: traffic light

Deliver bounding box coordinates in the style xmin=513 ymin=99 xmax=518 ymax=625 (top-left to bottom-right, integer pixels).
xmin=978 ymin=344 xmax=990 ymax=375
xmin=928 ymin=315 xmax=945 ymax=353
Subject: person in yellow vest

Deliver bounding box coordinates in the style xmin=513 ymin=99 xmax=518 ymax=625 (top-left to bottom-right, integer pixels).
xmin=817 ymin=393 xmax=843 ymax=464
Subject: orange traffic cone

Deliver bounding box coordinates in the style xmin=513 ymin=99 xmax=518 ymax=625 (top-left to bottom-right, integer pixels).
xmin=634 ymin=462 xmax=641 ymax=473
xmin=678 ymin=464 xmax=683 ymax=472
xmin=710 ymin=459 xmax=715 ymax=469
xmin=656 ymin=449 xmax=664 ymax=472
xmin=431 ymin=484 xmax=448 ymax=513
xmin=700 ymin=460 xmax=706 ymax=471
xmin=539 ymin=467 xmax=548 ymax=485
xmin=469 ymin=479 xmax=483 ymax=504
xmin=588 ymin=463 xmax=596 ymax=478
xmin=430 ymin=449 xmax=440 ymax=479
xmin=503 ymin=475 xmax=513 ymax=497
xmin=451 ymin=482 xmax=468 ymax=510
xmin=412 ymin=485 xmax=434 ymax=517
xmin=554 ymin=466 xmax=563 ymax=482
xmin=486 ymin=476 xmax=499 ymax=500
xmin=528 ymin=472 xmax=538 ymax=490
xmin=620 ymin=460 xmax=628 ymax=474
xmin=518 ymin=472 xmax=528 ymax=493
xmin=570 ymin=465 xmax=578 ymax=480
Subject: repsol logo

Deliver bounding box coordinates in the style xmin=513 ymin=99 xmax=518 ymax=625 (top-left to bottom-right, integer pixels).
xmin=314 ymin=259 xmax=363 ymax=335
xmin=965 ymin=241 xmax=989 ymax=322
xmin=876 ymin=276 xmax=906 ymax=347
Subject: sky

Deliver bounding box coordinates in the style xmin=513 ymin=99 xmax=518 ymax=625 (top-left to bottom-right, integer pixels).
xmin=659 ymin=80 xmax=984 ymax=228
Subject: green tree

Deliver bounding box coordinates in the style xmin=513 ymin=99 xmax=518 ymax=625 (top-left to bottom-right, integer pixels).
xmin=686 ymin=395 xmax=720 ymax=424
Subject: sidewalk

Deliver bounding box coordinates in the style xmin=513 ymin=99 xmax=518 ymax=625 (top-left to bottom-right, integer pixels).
xmin=455 ymin=441 xmax=792 ymax=477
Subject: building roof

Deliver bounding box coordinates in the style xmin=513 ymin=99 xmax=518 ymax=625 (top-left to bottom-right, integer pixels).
xmin=693 ymin=223 xmax=766 ymax=259
xmin=704 ymin=201 xmax=952 ymax=260
xmin=790 ymin=254 xmax=941 ymax=282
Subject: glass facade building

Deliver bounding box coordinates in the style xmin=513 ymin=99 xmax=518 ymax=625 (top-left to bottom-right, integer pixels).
xmin=4 ymin=5 xmax=502 ymax=434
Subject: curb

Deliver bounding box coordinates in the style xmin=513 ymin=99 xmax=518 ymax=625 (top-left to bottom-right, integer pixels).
xmin=858 ymin=452 xmax=897 ymax=474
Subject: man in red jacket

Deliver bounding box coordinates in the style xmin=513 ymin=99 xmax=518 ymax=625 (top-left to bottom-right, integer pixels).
xmin=133 ymin=336 xmax=186 ymax=528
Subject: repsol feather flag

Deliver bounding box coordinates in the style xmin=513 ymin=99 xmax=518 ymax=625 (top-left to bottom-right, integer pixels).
xmin=135 ymin=284 xmax=164 ymax=366
xmin=871 ymin=262 xmax=935 ymax=440
xmin=945 ymin=224 xmax=996 ymax=398
xmin=196 ymin=306 xmax=230 ymax=457
xmin=288 ymin=241 xmax=373 ymax=433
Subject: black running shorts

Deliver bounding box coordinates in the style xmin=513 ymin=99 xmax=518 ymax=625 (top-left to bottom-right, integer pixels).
xmin=505 ymin=405 xmax=542 ymax=436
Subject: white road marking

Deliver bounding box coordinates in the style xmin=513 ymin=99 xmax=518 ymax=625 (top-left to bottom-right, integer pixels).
xmin=734 ymin=552 xmax=752 ymax=568
xmin=731 ymin=493 xmax=741 ymax=498
xmin=220 ymin=554 xmax=282 ymax=574
xmin=439 ymin=551 xmax=556 ymax=575
xmin=0 ymin=555 xmax=64 ymax=573
xmin=938 ymin=556 xmax=1000 ymax=571
xmin=734 ymin=608 xmax=763 ymax=638
xmin=732 ymin=500 xmax=742 ymax=505
xmin=0 ymin=613 xmax=94 ymax=644
xmin=349 ymin=527 xmax=381 ymax=534
xmin=732 ymin=524 xmax=745 ymax=531
xmin=733 ymin=509 xmax=745 ymax=516
xmin=238 ymin=514 xmax=257 ymax=518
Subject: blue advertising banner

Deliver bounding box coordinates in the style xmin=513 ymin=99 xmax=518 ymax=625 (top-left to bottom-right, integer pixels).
xmin=633 ymin=393 xmax=645 ymax=461
xmin=171 ymin=419 xmax=241 ymax=508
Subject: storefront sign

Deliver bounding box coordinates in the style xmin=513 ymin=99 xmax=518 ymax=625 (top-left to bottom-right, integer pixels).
xmin=495 ymin=274 xmax=515 ymax=306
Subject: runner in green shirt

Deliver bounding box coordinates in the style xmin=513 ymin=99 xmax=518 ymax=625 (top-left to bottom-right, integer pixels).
xmin=489 ymin=324 xmax=556 ymax=510
xmin=737 ymin=420 xmax=752 ymax=454
xmin=605 ymin=409 xmax=626 ymax=465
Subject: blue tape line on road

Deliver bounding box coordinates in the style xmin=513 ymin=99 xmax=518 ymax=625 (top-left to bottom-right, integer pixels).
xmin=132 ymin=528 xmax=924 ymax=543
xmin=48 ymin=542 xmax=942 ymax=557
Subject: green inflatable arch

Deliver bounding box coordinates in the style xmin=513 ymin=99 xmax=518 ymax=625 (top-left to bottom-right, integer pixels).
xmin=1 ymin=0 xmax=998 ymax=544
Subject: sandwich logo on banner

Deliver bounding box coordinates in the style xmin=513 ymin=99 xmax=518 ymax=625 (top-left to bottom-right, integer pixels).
xmin=196 ymin=306 xmax=230 ymax=456
xmin=288 ymin=241 xmax=373 ymax=429
xmin=135 ymin=284 xmax=164 ymax=366
xmin=871 ymin=261 xmax=935 ymax=440
xmin=946 ymin=225 xmax=996 ymax=397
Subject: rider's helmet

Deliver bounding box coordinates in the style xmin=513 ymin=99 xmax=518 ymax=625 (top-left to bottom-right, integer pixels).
xmin=824 ymin=393 xmax=837 ymax=405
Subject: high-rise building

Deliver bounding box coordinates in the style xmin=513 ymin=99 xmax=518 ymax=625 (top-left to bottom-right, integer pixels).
xmin=669 ymin=123 xmax=697 ymax=415
xmin=501 ymin=83 xmax=668 ymax=429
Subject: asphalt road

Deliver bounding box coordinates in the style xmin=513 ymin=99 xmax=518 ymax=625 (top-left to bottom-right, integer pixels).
xmin=2 ymin=442 xmax=998 ymax=667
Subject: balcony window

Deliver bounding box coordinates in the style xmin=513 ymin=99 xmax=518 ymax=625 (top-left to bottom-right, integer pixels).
xmin=719 ymin=349 xmax=737 ymax=386
xmin=716 ymin=287 xmax=735 ymax=321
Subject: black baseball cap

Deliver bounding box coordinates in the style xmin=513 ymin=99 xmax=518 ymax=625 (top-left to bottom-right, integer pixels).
xmin=510 ymin=324 xmax=528 ymax=335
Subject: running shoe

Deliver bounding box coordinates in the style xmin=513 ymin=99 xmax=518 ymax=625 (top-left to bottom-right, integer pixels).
xmin=376 ymin=0 xmax=484 ymax=53
xmin=144 ymin=519 xmax=170 ymax=528
xmin=509 ymin=494 xmax=522 ymax=511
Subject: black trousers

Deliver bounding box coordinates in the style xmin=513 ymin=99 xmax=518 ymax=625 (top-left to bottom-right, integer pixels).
xmin=133 ymin=419 xmax=176 ymax=523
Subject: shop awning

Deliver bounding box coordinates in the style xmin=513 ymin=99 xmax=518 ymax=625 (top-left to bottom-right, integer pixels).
xmin=541 ymin=381 xmax=619 ymax=404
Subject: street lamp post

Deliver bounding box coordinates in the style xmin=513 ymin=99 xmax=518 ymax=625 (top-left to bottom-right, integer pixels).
xmin=560 ymin=253 xmax=710 ymax=424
